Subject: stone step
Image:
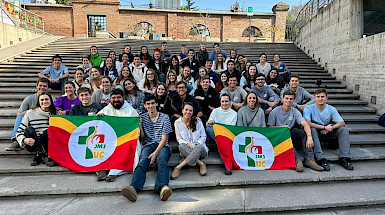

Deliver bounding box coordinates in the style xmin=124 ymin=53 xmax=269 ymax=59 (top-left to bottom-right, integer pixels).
xmin=300 ymin=84 xmax=346 ymax=88
xmin=0 ymin=159 xmax=384 ymax=198
xmin=346 ymin=124 xmax=385 ymax=133
xmin=332 ymin=106 xmax=376 ymax=114
xmin=340 ymin=114 xmax=379 ymax=123
xmin=349 ymin=134 xmax=385 ymax=145
xmin=2 ymin=179 xmax=385 ymax=214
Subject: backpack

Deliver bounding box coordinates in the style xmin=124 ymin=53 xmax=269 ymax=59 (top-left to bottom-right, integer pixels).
xmin=379 ymin=113 xmax=385 ymax=127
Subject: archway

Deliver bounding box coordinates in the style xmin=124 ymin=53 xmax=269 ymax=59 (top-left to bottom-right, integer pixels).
xmin=189 ymin=24 xmax=210 ymax=37
xmin=242 ymin=26 xmax=263 ymax=37
xmin=132 ymin=22 xmax=155 ymax=36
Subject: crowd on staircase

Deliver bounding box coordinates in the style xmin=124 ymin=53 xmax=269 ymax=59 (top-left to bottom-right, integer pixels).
xmin=5 ymin=41 xmax=354 ymax=202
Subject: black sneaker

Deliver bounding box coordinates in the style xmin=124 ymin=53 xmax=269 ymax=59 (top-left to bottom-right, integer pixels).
xmin=317 ymin=159 xmax=330 ymax=171
xmin=45 ymin=158 xmax=58 ymax=167
xmin=31 ymin=155 xmax=42 ymax=166
xmin=224 ymin=168 xmax=232 ymax=175
xmin=339 ymin=158 xmax=354 ymax=170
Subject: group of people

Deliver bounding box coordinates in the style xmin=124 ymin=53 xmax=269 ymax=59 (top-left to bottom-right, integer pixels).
xmin=7 ymin=41 xmax=354 ymax=202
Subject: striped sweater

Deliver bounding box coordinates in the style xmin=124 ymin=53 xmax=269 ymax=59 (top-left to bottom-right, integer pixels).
xmin=16 ymin=108 xmax=50 ymax=147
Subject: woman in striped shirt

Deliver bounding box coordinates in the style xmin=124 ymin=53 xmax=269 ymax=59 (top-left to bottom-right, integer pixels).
xmin=16 ymin=93 xmax=57 ymax=166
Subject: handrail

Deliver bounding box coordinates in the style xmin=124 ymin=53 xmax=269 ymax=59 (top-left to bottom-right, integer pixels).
xmin=0 ymin=0 xmax=45 ymax=34
xmin=287 ymin=0 xmax=334 ymax=41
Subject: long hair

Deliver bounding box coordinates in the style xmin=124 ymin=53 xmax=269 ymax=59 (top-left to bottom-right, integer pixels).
xmin=218 ymin=71 xmax=228 ymax=89
xmin=266 ymin=68 xmax=285 ymax=86
xmin=169 ymin=55 xmax=181 ymax=75
xmin=33 ymin=92 xmax=57 ymax=115
xmin=143 ymin=69 xmax=159 ymax=91
xmin=244 ymin=65 xmax=257 ymax=89
xmin=155 ymin=83 xmax=169 ymax=106
xmin=182 ymin=102 xmax=197 ymax=132
xmin=123 ymin=78 xmax=139 ymax=97
xmin=197 ymin=67 xmax=208 ymax=86
xmin=107 ymin=50 xmax=116 ymax=65
xmin=166 ymin=69 xmax=177 ymax=88
xmin=181 ymin=66 xmax=192 ymax=82
xmin=215 ymin=53 xmax=224 ymax=70
xmin=116 ymin=65 xmax=134 ymax=86
xmin=243 ymin=91 xmax=259 ymax=108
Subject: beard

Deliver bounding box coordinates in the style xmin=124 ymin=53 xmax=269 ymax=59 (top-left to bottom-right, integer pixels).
xmin=112 ymin=101 xmax=124 ymax=109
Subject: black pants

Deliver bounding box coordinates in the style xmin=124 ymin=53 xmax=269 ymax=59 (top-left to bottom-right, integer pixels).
xmin=24 ymin=127 xmax=48 ymax=156
xmin=50 ymin=77 xmax=68 ymax=94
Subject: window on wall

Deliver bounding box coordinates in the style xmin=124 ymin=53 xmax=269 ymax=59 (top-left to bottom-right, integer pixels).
xmin=242 ymin=26 xmax=263 ymax=37
xmin=88 ymin=15 xmax=107 ymax=37
xmin=189 ymin=24 xmax=210 ymax=37
xmin=363 ymin=0 xmax=385 ymax=36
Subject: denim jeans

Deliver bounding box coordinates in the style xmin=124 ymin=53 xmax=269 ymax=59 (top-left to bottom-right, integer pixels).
xmin=11 ymin=113 xmax=25 ymax=140
xmin=206 ymin=126 xmax=216 ymax=144
xmin=311 ymin=127 xmax=351 ymax=159
xmin=131 ymin=144 xmax=171 ymax=193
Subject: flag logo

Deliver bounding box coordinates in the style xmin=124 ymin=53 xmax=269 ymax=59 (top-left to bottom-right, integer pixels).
xmin=68 ymin=121 xmax=117 ymax=167
xmin=233 ymin=131 xmax=274 ymax=170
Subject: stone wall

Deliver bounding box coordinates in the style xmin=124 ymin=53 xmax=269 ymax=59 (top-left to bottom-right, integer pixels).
xmin=295 ymin=0 xmax=385 ymax=114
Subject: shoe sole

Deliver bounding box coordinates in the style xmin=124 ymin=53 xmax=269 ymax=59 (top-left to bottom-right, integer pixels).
xmin=106 ymin=177 xmax=117 ymax=182
xmin=160 ymin=188 xmax=172 ymax=201
xmin=121 ymin=186 xmax=137 ymax=202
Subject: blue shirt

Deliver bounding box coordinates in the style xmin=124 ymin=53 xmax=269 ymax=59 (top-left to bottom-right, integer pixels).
xmin=272 ymin=62 xmax=286 ymax=72
xmin=44 ymin=65 xmax=68 ymax=79
xmin=209 ymin=50 xmax=228 ymax=61
xmin=303 ymin=104 xmax=344 ymax=125
xmin=140 ymin=112 xmax=172 ymax=147
xmin=268 ymin=106 xmax=304 ymax=129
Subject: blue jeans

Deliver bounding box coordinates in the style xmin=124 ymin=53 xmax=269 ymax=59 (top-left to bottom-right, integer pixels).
xmin=11 ymin=113 xmax=25 ymax=140
xmin=206 ymin=126 xmax=216 ymax=144
xmin=131 ymin=144 xmax=171 ymax=193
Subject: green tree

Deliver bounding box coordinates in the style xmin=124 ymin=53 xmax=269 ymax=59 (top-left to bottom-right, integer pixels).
xmin=184 ymin=0 xmax=197 ymax=11
xmin=55 ymin=0 xmax=71 ymax=5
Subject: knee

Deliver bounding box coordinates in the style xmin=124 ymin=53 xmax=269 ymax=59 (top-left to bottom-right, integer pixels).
xmin=338 ymin=127 xmax=349 ymax=135
xmin=25 ymin=127 xmax=36 ymax=135
xmin=157 ymin=148 xmax=170 ymax=164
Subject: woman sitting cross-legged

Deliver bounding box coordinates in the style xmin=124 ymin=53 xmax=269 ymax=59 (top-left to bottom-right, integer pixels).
xmin=172 ymin=102 xmax=208 ymax=179
xmin=16 ymin=93 xmax=57 ymax=166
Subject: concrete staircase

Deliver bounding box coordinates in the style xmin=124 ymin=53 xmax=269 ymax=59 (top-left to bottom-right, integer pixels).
xmin=1 ymin=37 xmax=385 ymax=214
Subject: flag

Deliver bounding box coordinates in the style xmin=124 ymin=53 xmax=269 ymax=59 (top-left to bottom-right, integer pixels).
xmin=213 ymin=123 xmax=296 ymax=170
xmin=48 ymin=115 xmax=139 ymax=172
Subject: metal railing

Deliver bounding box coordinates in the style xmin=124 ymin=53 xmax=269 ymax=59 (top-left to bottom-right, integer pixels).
xmin=287 ymin=0 xmax=334 ymax=41
xmin=1 ymin=0 xmax=45 ymax=34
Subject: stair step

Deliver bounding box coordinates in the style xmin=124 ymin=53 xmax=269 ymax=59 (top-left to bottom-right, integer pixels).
xmin=346 ymin=124 xmax=385 ymax=133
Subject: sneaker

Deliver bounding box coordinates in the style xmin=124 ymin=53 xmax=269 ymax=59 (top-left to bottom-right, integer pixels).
xmin=5 ymin=141 xmax=23 ymax=151
xmin=317 ymin=159 xmax=330 ymax=171
xmin=171 ymin=167 xmax=181 ymax=180
xmin=339 ymin=158 xmax=354 ymax=170
xmin=97 ymin=170 xmax=108 ymax=181
xmin=160 ymin=185 xmax=172 ymax=201
xmin=304 ymin=160 xmax=324 ymax=171
xmin=295 ymin=160 xmax=304 ymax=172
xmin=105 ymin=175 xmax=117 ymax=182
xmin=224 ymin=168 xmax=232 ymax=175
xmin=45 ymin=158 xmax=58 ymax=167
xmin=121 ymin=186 xmax=137 ymax=202
xmin=31 ymin=155 xmax=42 ymax=166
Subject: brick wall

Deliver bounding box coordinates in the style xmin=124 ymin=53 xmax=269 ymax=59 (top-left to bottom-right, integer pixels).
xmin=295 ymin=0 xmax=385 ymax=114
xmin=25 ymin=4 xmax=73 ymax=36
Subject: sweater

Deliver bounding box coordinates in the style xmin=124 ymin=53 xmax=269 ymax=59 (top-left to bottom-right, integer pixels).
xmin=237 ymin=106 xmax=266 ymax=127
xmin=54 ymin=96 xmax=81 ymax=115
xmin=89 ymin=54 xmax=103 ymax=67
xmin=207 ymin=107 xmax=237 ymax=126
xmin=16 ymin=108 xmax=50 ymax=147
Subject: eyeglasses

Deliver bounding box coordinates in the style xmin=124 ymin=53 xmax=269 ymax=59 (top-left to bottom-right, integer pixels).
xmin=256 ymin=78 xmax=265 ymax=81
xmin=145 ymin=102 xmax=156 ymax=105
xmin=177 ymin=86 xmax=186 ymax=89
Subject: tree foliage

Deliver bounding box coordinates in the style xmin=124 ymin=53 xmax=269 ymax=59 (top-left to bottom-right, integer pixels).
xmin=55 ymin=0 xmax=71 ymax=6
xmin=181 ymin=0 xmax=198 ymax=11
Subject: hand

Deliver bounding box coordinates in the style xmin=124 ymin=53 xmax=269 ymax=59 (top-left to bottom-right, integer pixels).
xmin=49 ymin=78 xmax=56 ymax=83
xmin=186 ymin=144 xmax=194 ymax=150
xmin=265 ymin=107 xmax=273 ymax=115
xmin=195 ymin=96 xmax=204 ymax=100
xmin=58 ymin=110 xmax=66 ymax=115
xmin=325 ymin=124 xmax=334 ymax=132
xmin=24 ymin=138 xmax=35 ymax=146
xmin=306 ymin=136 xmax=314 ymax=149
xmin=97 ymin=113 xmax=105 ymax=116
xmin=268 ymin=102 xmax=275 ymax=107
xmin=297 ymin=104 xmax=305 ymax=112
xmin=208 ymin=105 xmax=214 ymax=110
xmin=148 ymin=152 xmax=158 ymax=165
xmin=207 ymin=120 xmax=214 ymax=126
xmin=283 ymin=125 xmax=290 ymax=129
xmin=320 ymin=130 xmax=328 ymax=135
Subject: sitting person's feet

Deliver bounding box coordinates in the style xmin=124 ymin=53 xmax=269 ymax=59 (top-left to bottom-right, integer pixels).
xmin=224 ymin=168 xmax=232 ymax=175
xmin=339 ymin=157 xmax=354 ymax=170
xmin=97 ymin=170 xmax=108 ymax=181
xmin=171 ymin=167 xmax=181 ymax=180
xmin=45 ymin=157 xmax=58 ymax=167
xmin=304 ymin=160 xmax=324 ymax=171
xmin=295 ymin=159 xmax=304 ymax=172
xmin=31 ymin=155 xmax=42 ymax=166
xmin=196 ymin=160 xmax=207 ymax=176
xmin=121 ymin=186 xmax=137 ymax=202
xmin=5 ymin=141 xmax=23 ymax=151
xmin=106 ymin=175 xmax=117 ymax=182
xmin=317 ymin=158 xmax=330 ymax=171
xmin=160 ymin=185 xmax=172 ymax=201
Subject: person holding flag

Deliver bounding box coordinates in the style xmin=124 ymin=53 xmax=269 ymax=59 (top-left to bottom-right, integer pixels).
xmin=267 ymin=90 xmax=324 ymax=172
xmin=96 ymin=88 xmax=140 ymax=182
xmin=121 ymin=95 xmax=173 ymax=202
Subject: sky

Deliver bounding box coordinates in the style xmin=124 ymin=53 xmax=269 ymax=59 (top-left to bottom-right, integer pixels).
xmin=121 ymin=0 xmax=306 ymax=13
